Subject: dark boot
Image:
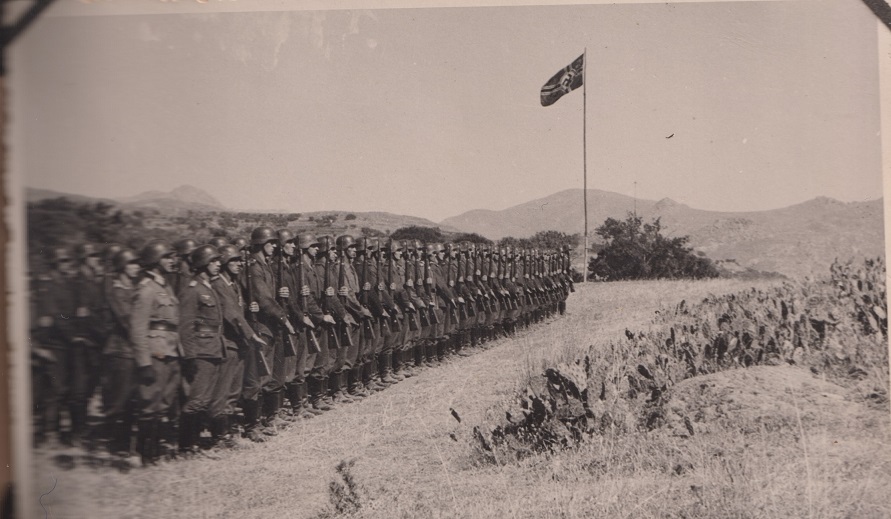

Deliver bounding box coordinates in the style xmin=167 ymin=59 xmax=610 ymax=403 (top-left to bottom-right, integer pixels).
xmin=365 ymin=360 xmax=386 ymax=391
xmin=309 ymin=378 xmax=332 ymax=411
xmin=348 ymin=367 xmax=369 ymax=398
xmin=380 ymin=353 xmax=398 ymax=384
xmin=241 ymin=399 xmax=267 ymax=443
xmin=328 ymin=373 xmax=352 ymax=404
xmin=335 ymin=371 xmax=354 ymax=403
xmin=210 ymin=414 xmax=232 ymax=448
xmin=298 ymin=381 xmax=323 ymax=416
xmin=386 ymin=352 xmax=404 ymax=381
xmin=137 ymin=419 xmax=154 ymax=466
xmin=178 ymin=412 xmax=198 ymax=455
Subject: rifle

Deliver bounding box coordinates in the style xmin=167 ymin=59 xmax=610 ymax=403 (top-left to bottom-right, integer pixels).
xmin=472 ymin=248 xmax=487 ymax=314
xmin=323 ymin=247 xmax=342 ymax=349
xmin=422 ymin=244 xmax=441 ymax=325
xmin=377 ymin=240 xmax=398 ymax=334
xmin=413 ymin=249 xmax=430 ymax=327
xmin=457 ymin=246 xmax=474 ymax=318
xmin=358 ymin=248 xmax=376 ymax=341
xmin=297 ymin=253 xmax=321 ymax=354
xmin=337 ymin=248 xmax=355 ymax=348
xmin=243 ymin=250 xmax=271 ymax=377
xmin=277 ymin=248 xmax=298 ymax=357
xmin=396 ymin=248 xmax=419 ymax=332
xmin=522 ymin=254 xmax=534 ymax=305
xmin=444 ymin=245 xmax=461 ymax=323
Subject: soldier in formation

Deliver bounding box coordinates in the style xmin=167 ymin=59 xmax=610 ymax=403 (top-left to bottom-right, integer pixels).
xmin=30 ymin=229 xmax=574 ymax=467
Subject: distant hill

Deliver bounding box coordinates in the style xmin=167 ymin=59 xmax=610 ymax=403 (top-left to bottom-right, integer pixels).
xmin=26 ymin=188 xmax=116 ymax=206
xmin=116 ymin=185 xmax=225 ymax=212
xmin=440 ymin=189 xmax=885 ymax=278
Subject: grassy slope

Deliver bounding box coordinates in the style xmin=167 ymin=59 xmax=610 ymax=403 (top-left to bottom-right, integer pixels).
xmin=32 ymin=279 xmax=890 ymax=518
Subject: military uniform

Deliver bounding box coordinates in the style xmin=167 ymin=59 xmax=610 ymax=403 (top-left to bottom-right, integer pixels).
xmin=211 ymin=272 xmax=252 ymax=429
xmin=103 ymin=272 xmax=139 ymax=455
xmin=178 ymin=273 xmax=226 ymax=452
xmin=33 ymin=267 xmax=83 ymax=444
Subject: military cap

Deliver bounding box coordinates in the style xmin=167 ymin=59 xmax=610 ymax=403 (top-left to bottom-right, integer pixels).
xmin=191 ymin=244 xmax=222 ymax=269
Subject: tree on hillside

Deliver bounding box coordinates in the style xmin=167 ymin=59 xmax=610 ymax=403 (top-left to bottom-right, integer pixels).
xmin=499 ymin=230 xmax=579 ymax=251
xmin=391 ymin=225 xmax=444 ymax=243
xmin=451 ymin=232 xmax=493 ymax=245
xmin=589 ymin=213 xmax=718 ymax=280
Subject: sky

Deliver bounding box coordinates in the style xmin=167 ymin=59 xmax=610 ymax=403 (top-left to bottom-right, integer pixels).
xmin=9 ymin=0 xmax=885 ymax=222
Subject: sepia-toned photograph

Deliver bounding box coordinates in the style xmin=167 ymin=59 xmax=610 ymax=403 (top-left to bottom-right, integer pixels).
xmin=6 ymin=0 xmax=889 ymax=517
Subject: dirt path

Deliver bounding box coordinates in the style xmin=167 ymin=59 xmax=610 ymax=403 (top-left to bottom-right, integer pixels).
xmin=31 ymin=279 xmax=776 ymax=518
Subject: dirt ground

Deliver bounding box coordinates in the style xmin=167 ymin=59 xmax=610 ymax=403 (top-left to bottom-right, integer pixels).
xmin=29 ymin=278 xmax=890 ymax=518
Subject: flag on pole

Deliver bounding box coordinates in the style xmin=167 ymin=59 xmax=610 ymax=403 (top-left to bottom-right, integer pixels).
xmin=540 ymin=54 xmax=584 ymax=107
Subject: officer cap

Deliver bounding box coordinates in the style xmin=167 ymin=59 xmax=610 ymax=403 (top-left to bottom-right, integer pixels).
xmin=231 ymin=237 xmax=249 ymax=251
xmin=250 ymin=227 xmax=277 ymax=246
xmin=277 ymin=229 xmax=295 ymax=244
xmin=112 ymin=249 xmax=140 ymax=272
xmin=218 ymin=244 xmax=242 ymax=264
xmin=191 ymin=244 xmax=222 ymax=269
xmin=335 ymin=235 xmax=356 ymax=252
xmin=174 ymin=238 xmax=197 ymax=256
xmin=208 ymin=237 xmax=228 ymax=248
xmin=297 ymin=233 xmax=321 ymax=250
xmin=141 ymin=240 xmax=175 ymax=268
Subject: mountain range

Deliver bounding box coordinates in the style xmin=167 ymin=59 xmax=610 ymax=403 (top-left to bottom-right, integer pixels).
xmin=440 ymin=189 xmax=885 ymax=278
xmin=26 ymin=185 xmax=884 ymax=278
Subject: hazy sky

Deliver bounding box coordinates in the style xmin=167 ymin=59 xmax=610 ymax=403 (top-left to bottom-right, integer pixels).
xmin=11 ymin=0 xmax=883 ymax=222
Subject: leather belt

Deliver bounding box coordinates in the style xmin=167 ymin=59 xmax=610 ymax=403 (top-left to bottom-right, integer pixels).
xmin=149 ymin=321 xmax=177 ymax=332
xmin=195 ymin=324 xmax=220 ymax=334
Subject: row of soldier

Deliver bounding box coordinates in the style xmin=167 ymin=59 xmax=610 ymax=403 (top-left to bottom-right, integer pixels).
xmin=31 ymin=228 xmax=574 ymax=467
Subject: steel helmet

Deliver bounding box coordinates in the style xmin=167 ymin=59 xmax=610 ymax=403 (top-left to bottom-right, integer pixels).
xmin=208 ymin=237 xmax=228 ymax=248
xmin=51 ymin=247 xmax=73 ymax=265
xmin=383 ymin=238 xmax=402 ymax=251
xmin=425 ymin=243 xmax=439 ymax=254
xmin=112 ymin=249 xmax=140 ymax=272
xmin=102 ymin=243 xmax=124 ymax=264
xmin=277 ymin=229 xmax=295 ymax=244
xmin=402 ymin=240 xmax=414 ymax=252
xmin=355 ymin=237 xmax=370 ymax=252
xmin=335 ymin=235 xmax=355 ymax=252
xmin=191 ymin=244 xmax=222 ymax=269
xmin=231 ymin=237 xmax=249 ymax=251
xmin=74 ymin=243 xmax=100 ymax=260
xmin=174 ymin=238 xmax=198 ymax=257
xmin=318 ymin=235 xmax=335 ymax=251
xmin=297 ymin=233 xmax=320 ymax=250
xmin=218 ymin=244 xmax=242 ymax=264
xmin=250 ymin=227 xmax=277 ymax=246
xmin=141 ymin=240 xmax=174 ymax=268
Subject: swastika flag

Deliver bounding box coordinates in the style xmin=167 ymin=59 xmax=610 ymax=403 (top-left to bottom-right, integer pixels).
xmin=540 ymin=54 xmax=584 ymax=107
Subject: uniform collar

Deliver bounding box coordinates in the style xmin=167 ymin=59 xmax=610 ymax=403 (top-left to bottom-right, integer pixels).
xmin=146 ymin=270 xmax=167 ymax=286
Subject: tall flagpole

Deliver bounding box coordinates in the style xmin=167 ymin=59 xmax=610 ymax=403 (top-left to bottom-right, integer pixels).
xmin=582 ymin=48 xmax=588 ymax=282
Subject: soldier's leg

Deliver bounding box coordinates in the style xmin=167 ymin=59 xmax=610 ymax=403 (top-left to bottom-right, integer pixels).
xmin=102 ymin=355 xmax=137 ymax=457
xmin=180 ymin=358 xmax=221 ymax=455
xmin=136 ymin=357 xmax=180 ymax=465
xmin=240 ymin=344 xmax=266 ymax=442
xmin=224 ymin=349 xmax=245 ymax=438
xmin=66 ymin=341 xmax=91 ymax=446
xmin=261 ymin=335 xmax=287 ymax=430
xmin=210 ymin=351 xmax=240 ymax=447
xmin=308 ymin=330 xmax=333 ymax=411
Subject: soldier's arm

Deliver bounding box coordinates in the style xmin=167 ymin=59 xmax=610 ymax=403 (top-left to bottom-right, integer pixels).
xmin=107 ymin=285 xmax=133 ymax=336
xmin=251 ymin=265 xmax=288 ymax=323
xmin=178 ymin=285 xmax=199 ymax=359
xmin=129 ymin=283 xmax=155 ymax=368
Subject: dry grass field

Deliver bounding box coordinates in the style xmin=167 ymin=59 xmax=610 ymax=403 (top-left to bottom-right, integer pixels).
xmin=31 ymin=276 xmax=891 ymax=518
